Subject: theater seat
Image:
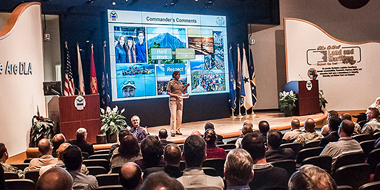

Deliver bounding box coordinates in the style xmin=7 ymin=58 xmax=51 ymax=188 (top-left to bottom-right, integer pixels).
xmin=280 ymin=142 xmax=302 ymax=157
xmin=96 ymin=173 xmax=120 ymax=186
xmin=202 ymin=158 xmax=225 ymax=177
xmin=303 ymin=140 xmax=320 ymax=149
xmin=95 ymin=185 xmax=124 ymax=190
xmin=87 ymin=166 xmax=107 ymax=176
xmin=5 ymin=179 xmax=35 ymax=190
xmin=269 ymin=159 xmax=296 ymax=179
xmin=359 ymin=181 xmax=380 ymax=190
xmin=334 ymin=152 xmax=365 ymax=173
xmin=360 ymin=139 xmax=376 ymax=157
xmin=296 ymin=147 xmax=323 ymax=163
xmin=334 ymin=163 xmax=370 ymax=190
xmin=367 ymin=149 xmax=380 ymax=174
xmin=83 ymin=159 xmax=109 ymax=172
xmin=302 ymin=155 xmax=332 ymax=174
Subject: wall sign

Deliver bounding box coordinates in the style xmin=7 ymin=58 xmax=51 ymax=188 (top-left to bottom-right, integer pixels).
xmin=0 ymin=61 xmax=33 ymax=75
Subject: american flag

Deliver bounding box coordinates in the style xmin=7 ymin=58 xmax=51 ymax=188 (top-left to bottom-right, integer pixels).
xmin=64 ymin=42 xmax=75 ymax=96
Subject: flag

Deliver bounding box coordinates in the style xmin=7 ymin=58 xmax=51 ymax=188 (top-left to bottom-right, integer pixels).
xmin=249 ymin=49 xmax=257 ymax=106
xmin=64 ymin=42 xmax=75 ymax=96
xmin=101 ymin=41 xmax=110 ymax=107
xmin=77 ymin=43 xmax=85 ymax=95
xmin=228 ymin=45 xmax=236 ymax=110
xmin=90 ymin=44 xmax=98 ymax=94
xmin=241 ymin=46 xmax=253 ymax=109
xmin=237 ymin=45 xmax=242 ymax=106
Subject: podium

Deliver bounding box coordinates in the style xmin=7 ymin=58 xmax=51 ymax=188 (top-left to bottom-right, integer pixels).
xmin=284 ymin=80 xmax=320 ymax=116
xmin=59 ymin=94 xmax=101 ymax=143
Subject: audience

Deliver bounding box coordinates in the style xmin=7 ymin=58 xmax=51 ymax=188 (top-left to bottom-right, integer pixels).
xmin=110 ymin=134 xmax=142 ymax=170
xmin=140 ymin=172 xmax=184 ymax=190
xmin=0 ymin=164 xmax=5 ymax=190
xmin=319 ymin=116 xmax=341 ymax=147
xmin=68 ymin=128 xmax=94 ymax=155
xmin=204 ymin=129 xmax=227 ymax=159
xmin=235 ymin=120 xmax=254 ymax=148
xmin=191 ymin=130 xmax=202 ymax=136
xmin=128 ymin=115 xmax=149 ymax=143
xmin=177 ymin=135 xmax=224 ymax=189
xmin=224 ymin=149 xmax=254 ymax=190
xmin=362 ymin=108 xmax=380 ymax=135
xmin=119 ymin=162 xmax=143 ymax=190
xmin=282 ymin=118 xmax=303 ymax=142
xmin=135 ymin=135 xmax=165 ymax=170
xmin=368 ymin=97 xmax=380 ymax=112
xmin=159 ymin=128 xmax=173 ymax=147
xmin=258 ymin=120 xmax=270 ymax=143
xmin=293 ymin=118 xmax=323 ymax=146
xmin=265 ymin=129 xmax=295 ymax=162
xmin=288 ymin=164 xmax=337 ymax=190
xmin=108 ymin=129 xmax=130 ymax=161
xmin=241 ymin=132 xmax=288 ymax=190
xmin=320 ymin=120 xmax=363 ymax=170
xmin=36 ymin=167 xmax=73 ymax=190
xmin=0 ymin=143 xmax=23 ymax=178
xmin=340 ymin=113 xmax=361 ymax=135
xmin=204 ymin=121 xmax=224 ymax=144
xmin=62 ymin=145 xmax=98 ymax=189
xmin=52 ymin=133 xmax=66 ymax=157
xmin=28 ymin=138 xmax=58 ymax=171
xmin=321 ymin=110 xmax=339 ymax=136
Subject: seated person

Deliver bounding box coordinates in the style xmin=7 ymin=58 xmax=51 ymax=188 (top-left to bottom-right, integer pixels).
xmin=135 ymin=135 xmax=165 ymax=171
xmin=321 ymin=110 xmax=339 ymax=136
xmin=289 ymin=164 xmax=337 ymax=190
xmin=204 ymin=122 xmax=223 ymax=144
xmin=293 ymin=118 xmax=323 ymax=146
xmin=110 ymin=134 xmax=142 ymax=170
xmin=0 ymin=143 xmax=24 ymax=178
xmin=128 ymin=115 xmax=149 ymax=143
xmin=224 ymin=149 xmax=254 ymax=190
xmin=265 ymin=129 xmax=295 ymax=162
xmin=283 ymin=119 xmax=303 ymax=143
xmin=235 ymin=120 xmax=254 ymax=148
xmin=52 ymin=133 xmax=66 ymax=157
xmin=108 ymin=129 xmax=130 ymax=161
xmin=258 ymin=120 xmax=270 ymax=143
xmin=68 ymin=128 xmax=94 ymax=155
xmin=340 ymin=113 xmax=361 ymax=135
xmin=28 ymin=138 xmax=58 ymax=171
xmin=36 ymin=167 xmax=73 ymax=190
xmin=362 ymin=108 xmax=380 ymax=136
xmin=158 ymin=128 xmax=173 ymax=147
xmin=204 ymin=129 xmax=227 ymax=160
xmin=140 ymin=172 xmax=184 ymax=190
xmin=319 ymin=116 xmax=341 ymax=147
xmin=119 ymin=162 xmax=143 ymax=190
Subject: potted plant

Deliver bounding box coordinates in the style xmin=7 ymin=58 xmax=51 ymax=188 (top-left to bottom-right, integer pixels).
xmin=279 ymin=90 xmax=297 ymax=117
xmin=100 ymin=106 xmax=127 ymax=143
xmin=29 ymin=113 xmax=55 ymax=147
xmin=319 ymin=90 xmax=328 ymax=111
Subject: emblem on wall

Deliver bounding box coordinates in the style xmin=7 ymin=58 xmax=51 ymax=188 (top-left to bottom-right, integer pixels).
xmin=74 ymin=95 xmax=86 ymax=111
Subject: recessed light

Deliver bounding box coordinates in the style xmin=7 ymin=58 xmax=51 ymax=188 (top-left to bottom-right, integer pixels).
xmin=112 ymin=2 xmax=116 ymax=5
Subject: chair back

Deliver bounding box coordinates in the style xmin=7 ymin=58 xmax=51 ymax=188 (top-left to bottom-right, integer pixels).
xmin=87 ymin=166 xmax=107 ymax=176
xmin=296 ymin=147 xmax=323 ymax=163
xmin=83 ymin=159 xmax=109 ymax=172
xmin=334 ymin=151 xmax=365 ymax=173
xmin=269 ymin=159 xmax=296 ymax=179
xmin=217 ymin=144 xmax=235 ymax=150
xmin=110 ymin=166 xmax=121 ymax=174
xmin=4 ymin=172 xmax=19 ymax=179
xmin=334 ymin=163 xmax=370 ymax=190
xmin=94 ymin=149 xmax=110 ymax=155
xmin=303 ymin=140 xmax=320 ymax=149
xmin=302 ymin=155 xmax=332 ymax=173
xmin=367 ymin=148 xmax=380 ymax=173
xmin=226 ymin=139 xmax=237 ymax=144
xmin=88 ymin=154 xmax=109 ymax=160
xmin=5 ymin=179 xmax=35 ymax=190
xmin=280 ymin=142 xmax=302 ymax=157
xmin=202 ymin=167 xmax=217 ymax=176
xmin=337 ymin=185 xmax=354 ymax=190
xmin=95 ymin=185 xmax=124 ymax=190
xmin=82 ymin=152 xmax=89 ymax=159
xmin=360 ymin=140 xmax=376 ymax=157
xmin=353 ymin=134 xmax=371 ymax=143
xmin=373 ymin=163 xmax=380 ymax=181
xmin=202 ymin=158 xmax=225 ymax=177
xmin=359 ymin=181 xmax=380 ymax=190
xmin=11 ymin=163 xmax=29 ymax=171
xmin=372 ymin=132 xmax=380 ymax=140
xmin=25 ymin=170 xmax=40 ymax=183
xmin=96 ymin=173 xmax=120 ymax=186
xmin=180 ymin=161 xmax=186 ymax=171
xmin=24 ymin=158 xmax=33 ymax=163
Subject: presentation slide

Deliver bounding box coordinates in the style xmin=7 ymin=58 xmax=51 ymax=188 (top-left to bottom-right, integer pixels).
xmin=107 ymin=10 xmax=228 ymax=101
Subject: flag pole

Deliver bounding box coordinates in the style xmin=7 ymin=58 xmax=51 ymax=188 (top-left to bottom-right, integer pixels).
xmin=236 ymin=43 xmax=243 ymax=119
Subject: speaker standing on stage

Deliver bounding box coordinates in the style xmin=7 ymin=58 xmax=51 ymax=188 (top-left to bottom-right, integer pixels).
xmin=167 ymin=71 xmax=189 ymax=137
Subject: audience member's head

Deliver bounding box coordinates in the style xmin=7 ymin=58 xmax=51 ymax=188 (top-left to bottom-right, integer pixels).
xmin=224 ymin=149 xmax=254 ymax=187
xmin=183 ymin=135 xmax=206 ymax=168
xmin=76 ymin=128 xmax=87 ymax=141
xmin=291 ymin=119 xmax=301 ymax=130
xmin=118 ymin=130 xmax=130 ymax=143
xmin=0 ymin=143 xmax=8 ymax=163
xmin=62 ymin=145 xmax=82 ymax=171
xmin=327 ymin=110 xmax=339 ymax=120
xmin=140 ymin=172 xmax=184 ymax=190
xmin=258 ymin=120 xmax=270 ymax=135
xmin=204 ymin=129 xmax=217 ymax=148
xmin=267 ymin=129 xmax=283 ymax=150
xmin=328 ymin=116 xmax=342 ymax=132
xmin=140 ymin=135 xmax=164 ymax=167
xmin=241 ymin=132 xmax=265 ymax=163
xmin=36 ymin=167 xmax=73 ymax=190
xmin=243 ymin=120 xmax=253 ymax=129
xmin=191 ymin=130 xmax=202 ymax=136
xmin=57 ymin=143 xmax=71 ymax=160
xmin=52 ymin=133 xmax=66 ymax=151
xmin=340 ymin=113 xmax=352 ymax=121
xmin=159 ymin=128 xmax=168 ymax=139
xmin=131 ymin=115 xmax=140 ymax=128
xmin=164 ymin=144 xmax=181 ymax=166
xmin=204 ymin=122 xmax=215 ymax=131
xmin=119 ymin=134 xmax=140 ymax=158
xmin=242 ymin=122 xmax=254 ymax=135
xmin=338 ymin=120 xmax=355 ymax=137
xmin=38 ymin=138 xmax=52 ymax=155
xmin=367 ymin=108 xmax=380 ymax=121
xmin=304 ymin=118 xmax=316 ymax=132
xmin=288 ymin=164 xmax=337 ymax=190
xmin=119 ymin=162 xmax=143 ymax=190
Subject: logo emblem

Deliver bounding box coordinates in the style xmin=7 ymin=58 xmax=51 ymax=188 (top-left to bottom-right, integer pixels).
xmin=110 ymin=11 xmax=118 ymax=21
xmin=75 ymin=95 xmax=86 ymax=111
xmin=216 ymin=17 xmax=225 ymax=26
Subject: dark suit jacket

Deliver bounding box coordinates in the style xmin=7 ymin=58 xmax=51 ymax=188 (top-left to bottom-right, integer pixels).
xmin=160 ymin=139 xmax=174 ymax=147
xmin=265 ymin=148 xmax=295 ymax=162
xmin=68 ymin=139 xmax=94 ymax=155
xmin=319 ymin=131 xmax=339 ymax=147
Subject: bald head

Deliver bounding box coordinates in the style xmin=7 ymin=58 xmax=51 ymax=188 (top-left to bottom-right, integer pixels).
xmin=291 ymin=119 xmax=301 ymax=130
xmin=243 ymin=120 xmax=253 ymax=128
xmin=52 ymin=134 xmax=66 ymax=151
xmin=339 ymin=120 xmax=355 ymax=137
xmin=191 ymin=131 xmax=202 ymax=136
xmin=36 ymin=167 xmax=73 ymax=190
xmin=304 ymin=118 xmax=316 ymax=132
xmin=38 ymin=138 xmax=52 ymax=155
xmin=57 ymin=143 xmax=71 ymax=160
xmin=120 ymin=162 xmax=142 ymax=190
xmin=164 ymin=144 xmax=181 ymax=165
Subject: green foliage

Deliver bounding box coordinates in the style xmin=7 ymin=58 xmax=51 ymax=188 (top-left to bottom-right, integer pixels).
xmin=279 ymin=90 xmax=298 ymax=111
xmin=100 ymin=106 xmax=127 ymax=135
xmin=319 ymin=90 xmax=328 ymax=109
xmin=29 ymin=117 xmax=54 ymax=147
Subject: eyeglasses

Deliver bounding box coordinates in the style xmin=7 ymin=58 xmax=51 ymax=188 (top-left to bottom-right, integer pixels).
xmin=123 ymin=80 xmax=135 ymax=85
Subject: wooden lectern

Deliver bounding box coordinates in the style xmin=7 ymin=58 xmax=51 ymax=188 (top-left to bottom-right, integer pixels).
xmin=284 ymin=80 xmax=320 ymax=116
xmin=59 ymin=94 xmax=101 ymax=143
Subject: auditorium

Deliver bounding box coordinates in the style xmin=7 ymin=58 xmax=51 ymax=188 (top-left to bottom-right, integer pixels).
xmin=1 ymin=0 xmax=380 ymax=189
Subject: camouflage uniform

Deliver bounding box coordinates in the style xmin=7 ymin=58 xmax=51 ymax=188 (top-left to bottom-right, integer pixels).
xmin=1 ymin=162 xmax=24 ymax=178
xmin=293 ymin=132 xmax=323 ymax=146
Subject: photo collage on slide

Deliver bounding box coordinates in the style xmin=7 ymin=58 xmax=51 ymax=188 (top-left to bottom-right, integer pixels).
xmin=112 ymin=23 xmax=227 ymax=100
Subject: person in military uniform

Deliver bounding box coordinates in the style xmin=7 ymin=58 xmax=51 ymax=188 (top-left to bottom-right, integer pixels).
xmin=0 ymin=143 xmax=24 ymax=178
